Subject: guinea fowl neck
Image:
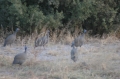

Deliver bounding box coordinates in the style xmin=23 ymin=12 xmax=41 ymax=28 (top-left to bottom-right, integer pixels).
xmin=13 ymin=30 xmax=18 ymax=35
xmin=25 ymin=49 xmax=27 ymax=53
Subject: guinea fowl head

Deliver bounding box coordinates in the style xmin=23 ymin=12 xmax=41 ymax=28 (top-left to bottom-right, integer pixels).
xmin=83 ymin=29 xmax=87 ymax=33
xmin=16 ymin=28 xmax=20 ymax=32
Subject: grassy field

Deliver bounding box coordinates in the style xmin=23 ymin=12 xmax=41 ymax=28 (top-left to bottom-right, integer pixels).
xmin=0 ymin=35 xmax=120 ymax=79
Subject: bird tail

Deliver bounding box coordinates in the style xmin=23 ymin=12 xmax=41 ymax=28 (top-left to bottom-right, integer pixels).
xmin=12 ymin=59 xmax=16 ymax=65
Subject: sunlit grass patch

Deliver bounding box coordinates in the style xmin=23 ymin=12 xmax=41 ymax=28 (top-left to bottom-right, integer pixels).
xmin=0 ymin=55 xmax=13 ymax=67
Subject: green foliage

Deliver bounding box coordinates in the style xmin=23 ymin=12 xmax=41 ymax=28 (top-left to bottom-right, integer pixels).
xmin=69 ymin=0 xmax=95 ymax=30
xmin=0 ymin=0 xmax=120 ymax=35
xmin=43 ymin=11 xmax=64 ymax=29
xmin=70 ymin=0 xmax=94 ymax=21
xmin=83 ymin=0 xmax=118 ymax=35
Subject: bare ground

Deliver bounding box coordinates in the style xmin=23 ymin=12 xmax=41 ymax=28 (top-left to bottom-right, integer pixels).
xmin=0 ymin=37 xmax=120 ymax=79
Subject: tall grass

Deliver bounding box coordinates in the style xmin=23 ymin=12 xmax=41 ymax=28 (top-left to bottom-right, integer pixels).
xmin=0 ymin=28 xmax=120 ymax=79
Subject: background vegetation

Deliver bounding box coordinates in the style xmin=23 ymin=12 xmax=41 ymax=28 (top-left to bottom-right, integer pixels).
xmin=0 ymin=0 xmax=120 ymax=37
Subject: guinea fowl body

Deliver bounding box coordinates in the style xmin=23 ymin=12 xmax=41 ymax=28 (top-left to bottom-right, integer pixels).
xmin=35 ymin=30 xmax=50 ymax=48
xmin=71 ymin=29 xmax=87 ymax=47
xmin=3 ymin=28 xmax=20 ymax=47
xmin=12 ymin=46 xmax=27 ymax=65
xmin=71 ymin=46 xmax=78 ymax=62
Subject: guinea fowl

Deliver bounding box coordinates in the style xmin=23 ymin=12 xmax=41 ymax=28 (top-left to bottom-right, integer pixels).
xmin=71 ymin=45 xmax=78 ymax=62
xmin=12 ymin=46 xmax=27 ymax=65
xmin=71 ymin=29 xmax=87 ymax=47
xmin=3 ymin=28 xmax=20 ymax=47
xmin=35 ymin=30 xmax=50 ymax=48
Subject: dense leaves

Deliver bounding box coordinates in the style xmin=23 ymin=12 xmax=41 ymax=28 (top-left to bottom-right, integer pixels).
xmin=0 ymin=0 xmax=120 ymax=35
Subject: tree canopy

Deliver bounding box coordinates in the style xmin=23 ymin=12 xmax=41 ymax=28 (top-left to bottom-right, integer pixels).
xmin=0 ymin=0 xmax=120 ymax=36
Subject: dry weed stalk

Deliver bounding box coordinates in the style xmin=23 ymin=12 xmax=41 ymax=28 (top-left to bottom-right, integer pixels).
xmin=64 ymin=31 xmax=73 ymax=45
xmin=51 ymin=30 xmax=58 ymax=43
xmin=32 ymin=49 xmax=40 ymax=59
xmin=101 ymin=33 xmax=119 ymax=45
xmin=28 ymin=71 xmax=39 ymax=79
xmin=101 ymin=63 xmax=107 ymax=70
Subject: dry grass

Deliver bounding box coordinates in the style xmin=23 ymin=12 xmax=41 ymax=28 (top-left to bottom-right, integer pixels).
xmin=0 ymin=32 xmax=120 ymax=79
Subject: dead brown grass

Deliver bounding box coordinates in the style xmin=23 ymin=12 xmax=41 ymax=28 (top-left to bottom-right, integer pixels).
xmin=0 ymin=31 xmax=120 ymax=79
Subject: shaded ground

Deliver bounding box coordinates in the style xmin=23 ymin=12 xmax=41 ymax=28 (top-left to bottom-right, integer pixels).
xmin=0 ymin=37 xmax=120 ymax=79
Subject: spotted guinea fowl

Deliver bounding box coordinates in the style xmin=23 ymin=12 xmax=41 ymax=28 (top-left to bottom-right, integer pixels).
xmin=3 ymin=28 xmax=20 ymax=47
xmin=35 ymin=30 xmax=50 ymax=48
xmin=71 ymin=29 xmax=87 ymax=47
xmin=12 ymin=46 xmax=27 ymax=65
xmin=71 ymin=45 xmax=78 ymax=62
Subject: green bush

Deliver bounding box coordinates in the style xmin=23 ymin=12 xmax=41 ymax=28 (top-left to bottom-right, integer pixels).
xmin=0 ymin=0 xmax=120 ymax=36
